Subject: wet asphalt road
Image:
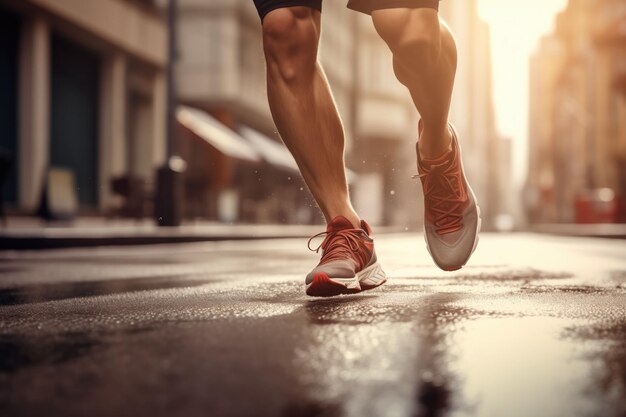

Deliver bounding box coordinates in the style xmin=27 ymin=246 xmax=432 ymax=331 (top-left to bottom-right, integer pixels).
xmin=0 ymin=233 xmax=625 ymax=417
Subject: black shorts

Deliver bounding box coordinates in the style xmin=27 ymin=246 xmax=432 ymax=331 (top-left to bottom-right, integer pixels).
xmin=253 ymin=0 xmax=440 ymax=21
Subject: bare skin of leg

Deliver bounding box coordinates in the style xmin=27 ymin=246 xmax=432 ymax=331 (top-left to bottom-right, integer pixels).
xmin=371 ymin=8 xmax=458 ymax=160
xmin=262 ymin=7 xmax=360 ymax=228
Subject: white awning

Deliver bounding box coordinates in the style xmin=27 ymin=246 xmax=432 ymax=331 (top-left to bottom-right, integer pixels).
xmin=239 ymin=126 xmax=299 ymax=173
xmin=239 ymin=126 xmax=358 ymax=183
xmin=177 ymin=106 xmax=260 ymax=162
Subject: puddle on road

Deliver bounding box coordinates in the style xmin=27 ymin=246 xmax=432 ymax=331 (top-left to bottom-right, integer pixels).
xmin=445 ymin=317 xmax=619 ymax=417
xmin=294 ymin=320 xmax=421 ymax=417
xmin=562 ymin=321 xmax=626 ymax=415
xmin=292 ymin=291 xmax=626 ymax=417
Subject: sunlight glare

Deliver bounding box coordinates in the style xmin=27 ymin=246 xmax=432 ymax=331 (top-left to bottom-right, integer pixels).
xmin=477 ymin=0 xmax=568 ymax=184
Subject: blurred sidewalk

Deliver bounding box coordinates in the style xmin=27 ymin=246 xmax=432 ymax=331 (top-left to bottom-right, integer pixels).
xmin=3 ymin=217 xmax=624 ymax=250
xmin=0 ymin=216 xmax=405 ymax=250
xmin=529 ymin=223 xmax=626 ymax=239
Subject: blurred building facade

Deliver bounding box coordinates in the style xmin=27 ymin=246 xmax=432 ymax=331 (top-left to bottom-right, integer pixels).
xmin=0 ymin=0 xmax=168 ymax=218
xmin=527 ymin=0 xmax=626 ymax=223
xmin=175 ymin=0 xmax=505 ymax=228
xmin=0 ymin=0 xmax=505 ymax=227
xmin=348 ymin=12 xmax=418 ymax=227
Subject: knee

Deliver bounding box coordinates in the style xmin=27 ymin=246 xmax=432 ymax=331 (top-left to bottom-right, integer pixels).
xmin=395 ymin=27 xmax=441 ymax=67
xmin=373 ymin=9 xmax=441 ymax=68
xmin=262 ymin=7 xmax=319 ymax=84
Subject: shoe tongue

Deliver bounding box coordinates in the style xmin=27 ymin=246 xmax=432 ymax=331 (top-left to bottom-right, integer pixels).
xmin=327 ymin=216 xmax=356 ymax=232
xmin=360 ymin=219 xmax=373 ymax=236
xmin=421 ymin=146 xmax=454 ymax=167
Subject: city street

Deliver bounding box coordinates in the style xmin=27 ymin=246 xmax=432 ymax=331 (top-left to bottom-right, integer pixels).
xmin=0 ymin=233 xmax=625 ymax=417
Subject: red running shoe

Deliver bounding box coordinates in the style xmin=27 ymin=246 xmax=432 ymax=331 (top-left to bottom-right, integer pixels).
xmin=415 ymin=122 xmax=481 ymax=271
xmin=305 ymin=216 xmax=387 ymax=297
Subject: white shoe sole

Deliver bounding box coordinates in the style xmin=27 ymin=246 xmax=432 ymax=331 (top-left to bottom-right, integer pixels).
xmin=358 ymin=261 xmax=387 ymax=290
xmin=305 ymin=261 xmax=387 ymax=297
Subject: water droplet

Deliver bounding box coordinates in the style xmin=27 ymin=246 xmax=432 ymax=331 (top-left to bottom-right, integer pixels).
xmin=390 ymin=190 xmax=395 ymax=195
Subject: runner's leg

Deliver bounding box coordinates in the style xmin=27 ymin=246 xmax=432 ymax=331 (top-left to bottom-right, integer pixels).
xmin=262 ymin=6 xmax=360 ymax=227
xmin=371 ymin=7 xmax=457 ymax=159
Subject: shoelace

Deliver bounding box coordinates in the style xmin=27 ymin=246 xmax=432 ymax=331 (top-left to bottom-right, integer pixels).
xmin=307 ymin=229 xmax=365 ymax=264
xmin=412 ymin=161 xmax=466 ymax=235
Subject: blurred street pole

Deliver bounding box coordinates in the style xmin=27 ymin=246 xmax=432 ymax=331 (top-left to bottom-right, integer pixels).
xmin=155 ymin=0 xmax=186 ymax=227
xmin=166 ymin=0 xmax=177 ymax=158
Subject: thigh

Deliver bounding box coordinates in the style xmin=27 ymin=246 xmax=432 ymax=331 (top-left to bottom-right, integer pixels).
xmin=260 ymin=5 xmax=322 ymax=64
xmin=253 ymin=0 xmax=322 ymax=21
xmin=348 ymin=0 xmax=439 ymax=16
xmin=371 ymin=6 xmax=439 ymax=48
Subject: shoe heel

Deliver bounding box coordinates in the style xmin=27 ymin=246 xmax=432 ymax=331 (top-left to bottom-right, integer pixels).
xmin=358 ymin=262 xmax=387 ymax=290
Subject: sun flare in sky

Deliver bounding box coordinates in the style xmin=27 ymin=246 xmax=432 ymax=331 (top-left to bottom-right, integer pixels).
xmin=477 ymin=0 xmax=568 ymax=184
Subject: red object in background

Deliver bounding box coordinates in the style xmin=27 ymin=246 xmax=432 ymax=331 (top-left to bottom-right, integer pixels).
xmin=618 ymin=197 xmax=626 ymax=223
xmin=575 ymin=189 xmax=620 ymax=223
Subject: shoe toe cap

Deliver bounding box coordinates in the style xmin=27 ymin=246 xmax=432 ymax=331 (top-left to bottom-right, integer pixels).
xmin=426 ymin=208 xmax=479 ymax=270
xmin=427 ymin=235 xmax=476 ymax=270
xmin=305 ymin=260 xmax=357 ymax=284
